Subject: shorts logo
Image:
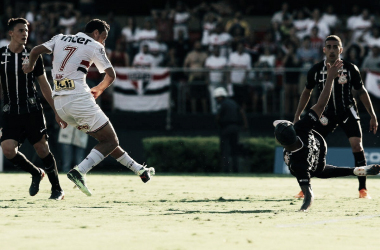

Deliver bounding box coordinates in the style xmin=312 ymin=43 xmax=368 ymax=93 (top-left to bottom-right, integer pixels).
xmin=77 ymin=124 xmax=90 ymax=132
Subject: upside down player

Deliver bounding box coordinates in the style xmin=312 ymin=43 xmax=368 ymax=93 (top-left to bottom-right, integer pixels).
xmin=274 ymin=59 xmax=380 ymax=211
xmin=23 ymin=19 xmax=155 ymax=196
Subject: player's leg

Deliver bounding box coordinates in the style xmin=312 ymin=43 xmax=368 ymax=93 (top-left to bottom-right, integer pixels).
xmin=341 ymin=116 xmax=369 ymax=198
xmin=315 ymin=164 xmax=380 ymax=178
xmin=28 ymin=111 xmax=64 ymax=200
xmin=1 ymin=115 xmax=45 ymax=196
xmin=109 ymin=146 xmax=155 ymax=183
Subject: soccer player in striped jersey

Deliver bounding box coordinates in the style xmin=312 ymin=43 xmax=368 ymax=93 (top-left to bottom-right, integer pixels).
xmin=0 ymin=18 xmax=66 ymax=200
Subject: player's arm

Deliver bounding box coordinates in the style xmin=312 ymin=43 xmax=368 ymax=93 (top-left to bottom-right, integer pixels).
xmin=22 ymin=45 xmax=51 ymax=74
xmin=353 ymin=86 xmax=378 ymax=134
xmin=299 ymin=185 xmax=314 ymax=211
xmin=310 ymin=60 xmax=343 ymax=118
xmin=90 ymin=67 xmax=116 ymax=100
xmin=37 ymin=73 xmax=67 ymax=128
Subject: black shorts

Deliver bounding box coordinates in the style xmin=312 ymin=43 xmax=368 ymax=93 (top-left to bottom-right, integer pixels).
xmin=1 ymin=110 xmax=48 ymax=146
xmin=313 ymin=107 xmax=362 ymax=138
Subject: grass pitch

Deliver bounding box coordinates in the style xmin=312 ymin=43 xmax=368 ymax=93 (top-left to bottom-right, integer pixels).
xmin=1 ymin=173 xmax=380 ymax=250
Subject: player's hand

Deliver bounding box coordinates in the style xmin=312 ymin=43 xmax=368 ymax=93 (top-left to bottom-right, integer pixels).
xmin=90 ymin=86 xmax=105 ymax=100
xmin=369 ymin=116 xmax=378 ymax=134
xmin=326 ymin=59 xmax=343 ymax=78
xmin=55 ymin=114 xmax=68 ymax=129
xmin=22 ymin=63 xmax=34 ymax=74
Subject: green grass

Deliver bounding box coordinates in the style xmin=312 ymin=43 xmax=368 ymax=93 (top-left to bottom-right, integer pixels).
xmin=1 ymin=173 xmax=380 ymax=250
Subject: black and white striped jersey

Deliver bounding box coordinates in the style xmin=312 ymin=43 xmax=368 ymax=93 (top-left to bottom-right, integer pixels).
xmin=306 ymin=59 xmax=363 ymax=116
xmin=0 ymin=45 xmax=44 ymax=115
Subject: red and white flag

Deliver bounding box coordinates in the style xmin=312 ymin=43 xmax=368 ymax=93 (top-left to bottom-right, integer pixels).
xmin=365 ymin=71 xmax=380 ymax=99
xmin=113 ymin=67 xmax=170 ymax=112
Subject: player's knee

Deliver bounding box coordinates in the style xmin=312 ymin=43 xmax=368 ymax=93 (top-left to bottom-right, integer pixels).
xmin=2 ymin=147 xmax=17 ymax=159
xmin=33 ymin=142 xmax=50 ymax=157
xmin=351 ymin=144 xmax=363 ymax=152
xmin=103 ymin=136 xmax=119 ymax=151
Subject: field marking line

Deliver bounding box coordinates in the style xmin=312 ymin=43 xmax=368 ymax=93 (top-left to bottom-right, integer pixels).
xmin=276 ymin=214 xmax=380 ymax=228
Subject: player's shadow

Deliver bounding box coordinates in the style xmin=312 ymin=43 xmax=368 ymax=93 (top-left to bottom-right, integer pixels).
xmin=163 ymin=210 xmax=274 ymax=215
xmin=176 ymin=197 xmax=251 ymax=203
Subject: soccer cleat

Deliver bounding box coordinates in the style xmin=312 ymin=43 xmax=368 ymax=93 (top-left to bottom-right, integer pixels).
xmin=354 ymin=164 xmax=380 ymax=176
xmin=138 ymin=166 xmax=155 ymax=183
xmin=29 ymin=168 xmax=45 ymax=196
xmin=67 ymin=166 xmax=92 ymax=196
xmin=359 ymin=189 xmax=371 ymax=199
xmin=294 ymin=190 xmax=304 ymax=199
xmin=49 ymin=190 xmax=65 ymax=200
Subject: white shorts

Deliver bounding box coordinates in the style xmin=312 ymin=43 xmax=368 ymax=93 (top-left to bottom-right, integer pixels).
xmin=54 ymin=92 xmax=109 ymax=133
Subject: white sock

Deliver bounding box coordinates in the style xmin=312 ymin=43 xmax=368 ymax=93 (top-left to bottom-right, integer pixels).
xmin=77 ymin=149 xmax=105 ymax=174
xmin=116 ymin=152 xmax=143 ymax=174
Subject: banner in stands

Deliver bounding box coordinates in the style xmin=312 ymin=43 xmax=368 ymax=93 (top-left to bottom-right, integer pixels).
xmin=274 ymin=147 xmax=380 ymax=174
xmin=113 ymin=67 xmax=170 ymax=112
xmin=365 ymin=71 xmax=380 ymax=98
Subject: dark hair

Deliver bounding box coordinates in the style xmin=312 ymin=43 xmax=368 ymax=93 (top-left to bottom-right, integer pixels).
xmin=7 ymin=18 xmax=29 ymax=31
xmin=84 ymin=19 xmax=110 ymax=34
xmin=325 ymin=35 xmax=342 ymax=47
xmin=274 ymin=121 xmax=297 ymax=146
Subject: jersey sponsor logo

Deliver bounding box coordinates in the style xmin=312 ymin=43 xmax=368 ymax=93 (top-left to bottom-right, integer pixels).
xmin=2 ymin=52 xmax=11 ymax=56
xmin=54 ymin=78 xmax=75 ymax=91
xmin=60 ymin=35 xmax=92 ymax=45
xmin=309 ymin=112 xmax=317 ymax=121
xmin=299 ymin=179 xmax=309 ymax=182
xmin=22 ymin=52 xmax=30 ymax=57
xmin=55 ymin=74 xmax=64 ymax=80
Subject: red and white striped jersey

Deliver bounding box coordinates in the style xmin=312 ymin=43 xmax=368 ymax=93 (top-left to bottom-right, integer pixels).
xmin=42 ymin=32 xmax=113 ymax=96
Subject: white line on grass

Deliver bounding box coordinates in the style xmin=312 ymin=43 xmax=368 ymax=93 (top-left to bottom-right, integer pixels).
xmin=276 ymin=214 xmax=380 ymax=228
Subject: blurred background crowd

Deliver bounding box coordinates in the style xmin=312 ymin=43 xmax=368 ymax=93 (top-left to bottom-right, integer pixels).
xmin=1 ymin=1 xmax=380 ymax=115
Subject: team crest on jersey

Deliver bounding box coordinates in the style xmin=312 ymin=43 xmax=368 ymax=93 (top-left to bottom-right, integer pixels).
xmin=28 ymin=97 xmax=36 ymax=105
xmin=3 ymin=104 xmax=10 ymax=112
xmin=338 ymin=73 xmax=347 ymax=84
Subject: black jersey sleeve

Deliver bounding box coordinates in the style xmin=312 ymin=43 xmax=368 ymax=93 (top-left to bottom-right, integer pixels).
xmin=33 ymin=55 xmax=45 ymax=77
xmin=350 ymin=63 xmax=364 ymax=90
xmin=305 ymin=66 xmax=317 ymax=89
xmin=294 ymin=109 xmax=319 ymax=134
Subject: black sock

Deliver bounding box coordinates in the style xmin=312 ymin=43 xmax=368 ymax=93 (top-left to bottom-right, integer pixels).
xmin=353 ymin=151 xmax=367 ymax=190
xmin=316 ymin=165 xmax=355 ymax=178
xmin=41 ymin=153 xmax=62 ymax=191
xmin=9 ymin=152 xmax=40 ymax=175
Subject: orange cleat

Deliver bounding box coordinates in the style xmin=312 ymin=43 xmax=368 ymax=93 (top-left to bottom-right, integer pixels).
xmin=294 ymin=191 xmax=304 ymax=199
xmin=359 ymin=189 xmax=371 ymax=199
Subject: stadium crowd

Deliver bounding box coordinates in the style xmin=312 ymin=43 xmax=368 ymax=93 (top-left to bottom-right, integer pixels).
xmin=1 ymin=1 xmax=380 ymax=114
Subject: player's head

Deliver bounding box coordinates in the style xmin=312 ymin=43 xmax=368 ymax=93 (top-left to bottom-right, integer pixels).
xmin=273 ymin=120 xmax=297 ymax=146
xmin=7 ymin=18 xmax=29 ymax=45
xmin=213 ymin=87 xmax=228 ymax=102
xmin=85 ymin=19 xmax=110 ymax=46
xmin=323 ymin=35 xmax=343 ymax=63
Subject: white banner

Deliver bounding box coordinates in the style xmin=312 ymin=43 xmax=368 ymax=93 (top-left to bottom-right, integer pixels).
xmin=365 ymin=71 xmax=380 ymax=98
xmin=113 ymin=67 xmax=170 ymax=112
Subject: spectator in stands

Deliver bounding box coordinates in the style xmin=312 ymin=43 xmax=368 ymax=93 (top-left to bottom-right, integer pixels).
xmin=105 ymin=12 xmax=122 ymax=52
xmin=208 ymin=23 xmax=232 ymax=58
xmin=256 ymin=46 xmax=276 ymax=68
xmin=172 ymin=1 xmax=191 ymax=40
xmin=306 ymin=9 xmax=330 ymax=40
xmin=320 ymin=4 xmax=339 ymax=32
xmin=244 ymin=32 xmax=260 ymax=66
xmin=0 ymin=32 xmax=10 ymax=47
xmin=152 ymin=9 xmax=174 ymax=43
xmin=293 ymin=9 xmax=311 ymax=40
xmin=228 ymin=42 xmax=251 ymax=110
xmin=133 ymin=44 xmax=155 ymax=68
xmin=309 ymin=26 xmax=324 ymax=57
xmin=283 ymin=43 xmax=301 ymax=114
xmin=201 ymin=12 xmax=219 ymax=46
xmin=25 ymin=2 xmax=38 ymax=24
xmin=122 ymin=17 xmax=141 ymax=61
xmin=211 ymin=0 xmax=233 ymax=17
xmin=1 ymin=6 xmax=14 ymax=29
xmin=362 ymin=45 xmax=380 ymax=72
xmin=346 ymin=5 xmax=361 ymax=32
xmin=183 ymin=41 xmax=208 ymax=114
xmin=58 ymin=9 xmax=77 ymax=35
xmin=349 ymin=8 xmax=373 ymax=43
xmin=363 ymin=26 xmax=380 ymax=49
xmin=109 ymin=42 xmax=130 ymax=67
xmin=225 ymin=11 xmax=250 ymax=38
xmin=172 ymin=30 xmax=191 ymax=66
xmin=205 ymin=46 xmax=228 ymax=114
xmin=270 ymin=21 xmax=283 ymax=45
xmin=272 ymin=2 xmax=290 ymax=24
xmin=345 ymin=45 xmax=364 ymax=68
xmin=135 ymin=18 xmax=157 ymax=52
xmin=285 ymin=26 xmax=301 ymax=48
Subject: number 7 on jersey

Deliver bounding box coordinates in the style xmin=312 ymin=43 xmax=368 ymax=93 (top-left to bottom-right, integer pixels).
xmin=59 ymin=46 xmax=78 ymax=72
